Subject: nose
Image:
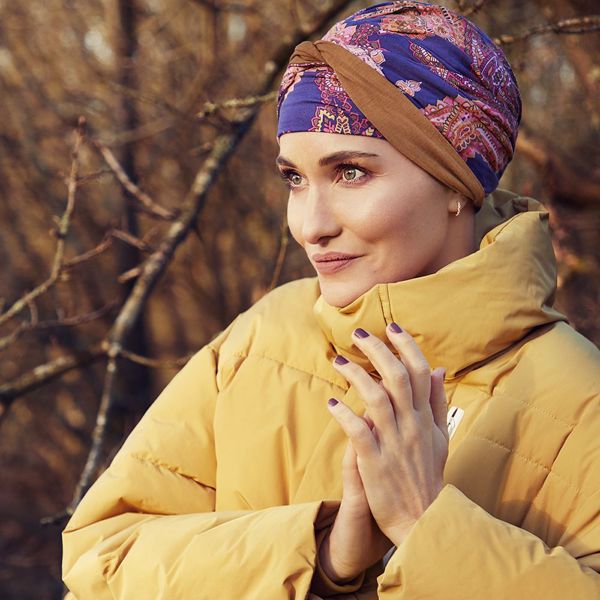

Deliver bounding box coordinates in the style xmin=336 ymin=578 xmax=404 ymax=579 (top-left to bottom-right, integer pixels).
xmin=300 ymin=185 xmax=341 ymax=245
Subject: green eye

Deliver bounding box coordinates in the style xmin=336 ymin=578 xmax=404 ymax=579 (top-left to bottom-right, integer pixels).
xmin=290 ymin=173 xmax=303 ymax=186
xmin=342 ymin=168 xmax=359 ymax=181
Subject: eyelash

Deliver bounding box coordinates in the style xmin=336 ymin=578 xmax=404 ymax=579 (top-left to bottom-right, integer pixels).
xmin=278 ymin=162 xmax=370 ymax=190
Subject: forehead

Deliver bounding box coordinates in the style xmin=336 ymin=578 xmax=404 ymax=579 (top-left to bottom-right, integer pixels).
xmin=277 ymin=132 xmax=392 ymax=167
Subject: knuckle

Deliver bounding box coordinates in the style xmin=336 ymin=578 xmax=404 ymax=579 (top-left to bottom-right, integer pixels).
xmin=349 ymin=421 xmax=371 ymax=441
xmin=388 ymin=368 xmax=410 ymax=388
xmin=368 ymin=388 xmax=389 ymax=407
xmin=413 ymin=362 xmax=431 ymax=379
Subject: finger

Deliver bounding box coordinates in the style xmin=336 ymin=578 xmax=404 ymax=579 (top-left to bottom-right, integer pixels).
xmin=349 ymin=329 xmax=414 ymax=419
xmin=429 ymin=368 xmax=449 ymax=441
xmin=332 ymin=355 xmax=397 ymax=435
xmin=327 ymin=397 xmax=379 ymax=456
xmin=363 ymin=410 xmax=380 ymax=445
xmin=385 ymin=323 xmax=431 ymax=412
xmin=363 ymin=411 xmax=375 ymax=430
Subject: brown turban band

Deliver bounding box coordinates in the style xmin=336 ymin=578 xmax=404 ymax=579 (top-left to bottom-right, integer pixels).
xmin=288 ymin=40 xmax=486 ymax=206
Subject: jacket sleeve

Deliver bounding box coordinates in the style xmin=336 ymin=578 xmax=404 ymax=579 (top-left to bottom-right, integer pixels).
xmin=377 ymin=484 xmax=600 ymax=599
xmin=62 ymin=330 xmax=328 ymax=600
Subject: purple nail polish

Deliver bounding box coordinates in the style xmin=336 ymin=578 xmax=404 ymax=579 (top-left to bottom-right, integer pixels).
xmin=389 ymin=322 xmax=403 ymax=334
xmin=334 ymin=355 xmax=349 ymax=365
xmin=353 ymin=328 xmax=369 ymax=339
xmin=328 ymin=398 xmax=339 ymax=407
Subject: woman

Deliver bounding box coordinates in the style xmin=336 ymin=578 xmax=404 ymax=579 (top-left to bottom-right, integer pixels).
xmin=62 ymin=2 xmax=600 ymax=598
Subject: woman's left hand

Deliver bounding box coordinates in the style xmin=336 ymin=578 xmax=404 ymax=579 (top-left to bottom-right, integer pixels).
xmin=328 ymin=324 xmax=449 ymax=547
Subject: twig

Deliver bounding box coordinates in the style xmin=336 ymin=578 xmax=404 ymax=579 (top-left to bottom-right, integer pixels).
xmin=196 ymin=91 xmax=277 ymax=119
xmin=117 ymin=265 xmax=143 ymax=283
xmin=516 ymin=130 xmax=600 ymax=206
xmin=495 ymin=16 xmax=600 ymax=45
xmin=91 ymin=138 xmax=179 ymax=221
xmin=68 ymin=355 xmax=118 ymax=512
xmin=63 ymin=229 xmax=154 ymax=272
xmin=0 ymin=302 xmax=118 ymax=352
xmin=63 ymin=234 xmax=114 ymax=269
xmin=462 ymin=0 xmax=487 ymax=17
xmin=0 ymin=344 xmax=107 ymax=424
xmin=0 ymin=117 xmax=85 ymax=329
xmin=120 ymin=348 xmax=194 ymax=369
xmin=188 ymin=0 xmax=257 ymax=13
xmin=110 ymin=229 xmax=155 ymax=253
xmin=61 ymin=168 xmax=112 ymax=187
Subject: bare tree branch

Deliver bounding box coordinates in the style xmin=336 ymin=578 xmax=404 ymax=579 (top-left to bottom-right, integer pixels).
xmin=63 ymin=234 xmax=114 ymax=269
xmin=110 ymin=229 xmax=155 ymax=253
xmin=188 ymin=0 xmax=257 ymax=14
xmin=516 ymin=130 xmax=600 ymax=206
xmin=0 ymin=302 xmax=118 ymax=352
xmin=67 ymin=354 xmax=118 ymax=514
xmin=74 ymin=168 xmax=113 ymax=187
xmin=495 ymin=15 xmax=600 ymax=45
xmin=197 ymin=91 xmax=277 ymax=119
xmin=462 ymin=0 xmax=487 ymax=17
xmin=0 ymin=344 xmax=107 ymax=423
xmin=120 ymin=348 xmax=194 ymax=369
xmin=91 ymin=138 xmax=179 ymax=221
xmin=0 ymin=117 xmax=86 ymax=329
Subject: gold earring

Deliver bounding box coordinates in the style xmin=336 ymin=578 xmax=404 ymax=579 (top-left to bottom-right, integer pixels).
xmin=455 ymin=201 xmax=462 ymax=217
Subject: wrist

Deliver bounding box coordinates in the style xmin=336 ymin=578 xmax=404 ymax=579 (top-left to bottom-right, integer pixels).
xmin=385 ymin=521 xmax=415 ymax=548
xmin=318 ymin=528 xmax=361 ymax=584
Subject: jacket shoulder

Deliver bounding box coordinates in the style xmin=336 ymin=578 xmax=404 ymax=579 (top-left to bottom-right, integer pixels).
xmin=215 ymin=278 xmax=331 ymax=381
xmin=521 ymin=322 xmax=599 ymax=389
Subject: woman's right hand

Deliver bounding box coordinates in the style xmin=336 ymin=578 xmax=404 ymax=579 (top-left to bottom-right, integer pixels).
xmin=318 ymin=440 xmax=393 ymax=583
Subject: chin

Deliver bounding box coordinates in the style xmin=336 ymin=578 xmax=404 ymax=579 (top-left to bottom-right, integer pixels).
xmin=319 ymin=279 xmax=371 ymax=308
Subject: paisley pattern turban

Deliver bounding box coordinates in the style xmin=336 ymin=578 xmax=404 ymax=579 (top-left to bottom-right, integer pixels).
xmin=277 ymin=1 xmax=522 ymax=205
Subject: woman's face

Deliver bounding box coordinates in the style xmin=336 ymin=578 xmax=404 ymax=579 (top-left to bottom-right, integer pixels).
xmin=278 ymin=132 xmax=467 ymax=307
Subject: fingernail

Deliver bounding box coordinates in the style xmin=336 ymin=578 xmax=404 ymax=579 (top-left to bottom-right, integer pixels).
xmin=353 ymin=328 xmax=369 ymax=339
xmin=328 ymin=398 xmax=339 ymax=407
xmin=334 ymin=355 xmax=349 ymax=365
xmin=389 ymin=322 xmax=403 ymax=334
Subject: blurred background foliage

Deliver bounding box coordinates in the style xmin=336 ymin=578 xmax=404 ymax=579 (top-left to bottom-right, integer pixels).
xmin=0 ymin=0 xmax=598 ymax=597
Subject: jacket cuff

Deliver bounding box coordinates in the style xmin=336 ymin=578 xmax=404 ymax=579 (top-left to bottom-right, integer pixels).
xmin=311 ymin=524 xmax=366 ymax=596
xmin=377 ymin=484 xmax=461 ymax=594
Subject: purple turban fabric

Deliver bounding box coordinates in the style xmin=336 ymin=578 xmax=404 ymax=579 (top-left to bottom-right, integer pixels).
xmin=277 ymin=1 xmax=522 ymax=195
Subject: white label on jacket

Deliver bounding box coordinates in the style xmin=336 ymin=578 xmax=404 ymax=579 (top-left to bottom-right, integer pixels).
xmin=447 ymin=406 xmax=464 ymax=440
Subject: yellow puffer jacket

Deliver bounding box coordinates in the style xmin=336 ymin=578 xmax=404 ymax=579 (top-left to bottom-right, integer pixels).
xmin=62 ymin=190 xmax=600 ymax=599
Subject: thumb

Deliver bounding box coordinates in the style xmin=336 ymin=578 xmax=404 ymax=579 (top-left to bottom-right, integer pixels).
xmin=341 ymin=441 xmax=365 ymax=500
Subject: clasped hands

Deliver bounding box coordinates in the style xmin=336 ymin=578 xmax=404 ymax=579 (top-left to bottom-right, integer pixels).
xmin=319 ymin=323 xmax=449 ymax=584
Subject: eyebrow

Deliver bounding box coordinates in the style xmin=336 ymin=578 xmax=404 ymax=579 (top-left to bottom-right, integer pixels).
xmin=275 ymin=150 xmax=380 ymax=168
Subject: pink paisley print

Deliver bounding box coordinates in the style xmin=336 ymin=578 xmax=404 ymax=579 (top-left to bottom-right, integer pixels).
xmin=323 ymin=22 xmax=386 ymax=74
xmin=422 ymin=95 xmax=513 ymax=171
xmin=311 ymin=69 xmax=383 ymax=137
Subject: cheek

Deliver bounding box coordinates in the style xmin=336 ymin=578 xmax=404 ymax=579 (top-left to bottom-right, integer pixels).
xmin=286 ymin=197 xmax=304 ymax=246
xmin=351 ymin=200 xmax=417 ymax=244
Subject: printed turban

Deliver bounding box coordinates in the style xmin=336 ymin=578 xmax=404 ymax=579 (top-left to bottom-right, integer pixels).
xmin=277 ymin=1 xmax=522 ymax=205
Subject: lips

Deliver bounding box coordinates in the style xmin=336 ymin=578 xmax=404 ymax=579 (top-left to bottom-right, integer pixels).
xmin=312 ymin=252 xmax=361 ymax=275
